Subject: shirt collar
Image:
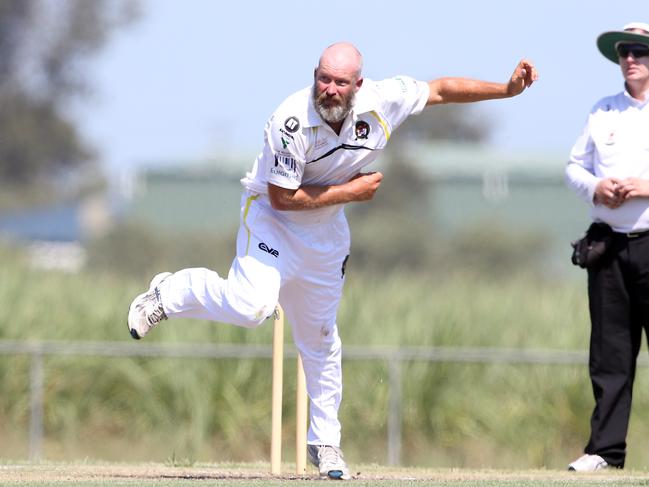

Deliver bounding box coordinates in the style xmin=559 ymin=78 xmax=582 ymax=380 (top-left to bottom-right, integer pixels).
xmin=351 ymin=82 xmax=381 ymax=115
xmin=304 ymin=90 xmax=324 ymax=128
xmin=623 ymin=83 xmax=649 ymax=107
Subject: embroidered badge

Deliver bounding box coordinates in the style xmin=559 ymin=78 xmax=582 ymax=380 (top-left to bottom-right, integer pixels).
xmin=354 ymin=120 xmax=370 ymax=140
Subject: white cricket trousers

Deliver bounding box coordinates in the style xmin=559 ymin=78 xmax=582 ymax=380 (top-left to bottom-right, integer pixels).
xmin=157 ymin=191 xmax=351 ymax=447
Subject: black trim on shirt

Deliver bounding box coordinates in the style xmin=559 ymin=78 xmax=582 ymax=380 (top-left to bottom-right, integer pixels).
xmin=306 ymin=144 xmax=377 ymax=164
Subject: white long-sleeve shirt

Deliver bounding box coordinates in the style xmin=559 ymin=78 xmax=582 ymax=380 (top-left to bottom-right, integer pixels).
xmin=565 ymin=88 xmax=649 ymax=233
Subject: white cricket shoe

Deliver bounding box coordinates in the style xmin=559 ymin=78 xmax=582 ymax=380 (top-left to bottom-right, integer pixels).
xmin=127 ymin=272 xmax=172 ymax=339
xmin=307 ymin=444 xmax=351 ymax=480
xmin=568 ymin=453 xmax=608 ymax=471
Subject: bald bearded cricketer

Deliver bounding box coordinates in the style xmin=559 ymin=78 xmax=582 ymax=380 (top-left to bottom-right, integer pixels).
xmin=127 ymin=42 xmax=538 ymax=479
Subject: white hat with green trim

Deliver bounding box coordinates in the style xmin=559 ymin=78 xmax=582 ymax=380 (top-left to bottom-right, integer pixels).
xmin=597 ymin=22 xmax=649 ymax=64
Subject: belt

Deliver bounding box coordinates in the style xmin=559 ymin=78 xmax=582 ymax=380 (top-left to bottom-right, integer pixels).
xmin=617 ymin=229 xmax=649 ymax=238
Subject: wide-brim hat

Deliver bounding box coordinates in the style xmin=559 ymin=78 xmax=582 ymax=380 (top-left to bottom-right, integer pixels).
xmin=597 ymin=22 xmax=649 ymax=64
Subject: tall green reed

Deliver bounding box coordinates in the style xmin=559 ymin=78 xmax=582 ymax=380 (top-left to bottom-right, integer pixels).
xmin=1 ymin=246 xmax=648 ymax=469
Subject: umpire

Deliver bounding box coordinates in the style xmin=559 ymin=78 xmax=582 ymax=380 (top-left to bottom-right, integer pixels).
xmin=565 ymin=22 xmax=649 ymax=471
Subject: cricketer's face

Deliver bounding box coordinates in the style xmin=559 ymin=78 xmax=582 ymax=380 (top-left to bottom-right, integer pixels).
xmin=312 ymin=65 xmax=362 ymax=124
xmin=619 ymin=49 xmax=649 ymax=85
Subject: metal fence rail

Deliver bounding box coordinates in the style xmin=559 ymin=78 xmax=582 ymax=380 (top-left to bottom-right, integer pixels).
xmin=1 ymin=340 xmax=648 ymax=465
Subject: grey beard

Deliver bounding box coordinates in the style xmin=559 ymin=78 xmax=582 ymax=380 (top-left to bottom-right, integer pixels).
xmin=316 ymin=103 xmax=349 ymax=123
xmin=313 ymin=85 xmax=354 ymax=123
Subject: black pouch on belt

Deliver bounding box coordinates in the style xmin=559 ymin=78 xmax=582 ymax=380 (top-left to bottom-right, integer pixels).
xmin=571 ymin=222 xmax=613 ymax=269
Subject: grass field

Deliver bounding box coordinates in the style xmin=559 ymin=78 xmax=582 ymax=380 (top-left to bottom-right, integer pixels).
xmin=2 ymin=244 xmax=649 ymax=470
xmin=2 ymin=462 xmax=649 ymax=486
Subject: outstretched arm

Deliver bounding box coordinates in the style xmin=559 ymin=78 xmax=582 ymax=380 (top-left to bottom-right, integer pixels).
xmin=426 ymin=59 xmax=538 ymax=106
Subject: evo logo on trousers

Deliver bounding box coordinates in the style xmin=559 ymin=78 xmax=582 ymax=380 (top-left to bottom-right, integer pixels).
xmin=259 ymin=242 xmax=279 ymax=258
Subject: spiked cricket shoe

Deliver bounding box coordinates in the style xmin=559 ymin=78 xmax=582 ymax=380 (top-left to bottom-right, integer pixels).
xmin=307 ymin=444 xmax=351 ymax=480
xmin=127 ymin=272 xmax=172 ymax=339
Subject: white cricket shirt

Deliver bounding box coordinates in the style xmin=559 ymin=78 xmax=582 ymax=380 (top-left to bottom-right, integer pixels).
xmin=241 ymin=76 xmax=429 ymax=222
xmin=565 ymin=88 xmax=649 ymax=233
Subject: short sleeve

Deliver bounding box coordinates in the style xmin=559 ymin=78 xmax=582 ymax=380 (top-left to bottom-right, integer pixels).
xmin=265 ymin=115 xmax=307 ymax=190
xmin=374 ymin=76 xmax=430 ymax=130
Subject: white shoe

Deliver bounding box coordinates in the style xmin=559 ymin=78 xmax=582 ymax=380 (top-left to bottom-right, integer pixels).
xmin=568 ymin=453 xmax=608 ymax=471
xmin=127 ymin=272 xmax=172 ymax=339
xmin=307 ymin=444 xmax=351 ymax=480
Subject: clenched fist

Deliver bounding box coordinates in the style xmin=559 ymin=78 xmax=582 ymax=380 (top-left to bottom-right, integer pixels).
xmin=347 ymin=172 xmax=383 ymax=202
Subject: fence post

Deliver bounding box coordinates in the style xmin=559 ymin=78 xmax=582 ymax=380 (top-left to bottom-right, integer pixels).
xmin=29 ymin=350 xmax=44 ymax=461
xmin=387 ymin=357 xmax=402 ymax=466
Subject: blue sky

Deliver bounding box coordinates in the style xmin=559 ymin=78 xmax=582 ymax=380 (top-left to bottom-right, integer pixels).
xmin=76 ymin=0 xmax=648 ymax=175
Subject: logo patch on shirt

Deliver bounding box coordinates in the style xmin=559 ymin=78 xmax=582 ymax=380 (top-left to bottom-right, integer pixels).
xmin=259 ymin=242 xmax=279 ymax=257
xmin=605 ymin=130 xmax=616 ymax=145
xmin=395 ymin=76 xmax=408 ymax=93
xmin=284 ymin=116 xmax=300 ymax=133
xmin=279 ymin=128 xmax=294 ymax=140
xmin=314 ymin=138 xmax=329 ymax=150
xmin=355 ymin=120 xmax=370 ymax=140
xmin=274 ymin=154 xmax=297 ymax=172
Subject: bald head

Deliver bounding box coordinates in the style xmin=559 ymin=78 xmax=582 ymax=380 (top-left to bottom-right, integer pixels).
xmin=312 ymin=42 xmax=364 ymax=126
xmin=317 ymin=42 xmax=363 ymax=79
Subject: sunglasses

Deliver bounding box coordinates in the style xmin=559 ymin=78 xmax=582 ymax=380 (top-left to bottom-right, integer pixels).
xmin=616 ymin=43 xmax=649 ymax=59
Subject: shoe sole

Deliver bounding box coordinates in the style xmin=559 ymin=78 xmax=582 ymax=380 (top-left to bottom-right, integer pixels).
xmin=127 ymin=291 xmax=148 ymax=340
xmin=127 ymin=272 xmax=172 ymax=340
xmin=568 ymin=465 xmax=608 ymax=472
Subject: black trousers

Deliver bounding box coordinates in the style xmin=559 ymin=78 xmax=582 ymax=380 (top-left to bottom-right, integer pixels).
xmin=585 ymin=231 xmax=649 ymax=468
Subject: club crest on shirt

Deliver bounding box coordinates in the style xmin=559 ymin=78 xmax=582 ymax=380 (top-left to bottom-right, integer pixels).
xmin=355 ymin=120 xmax=370 ymax=140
